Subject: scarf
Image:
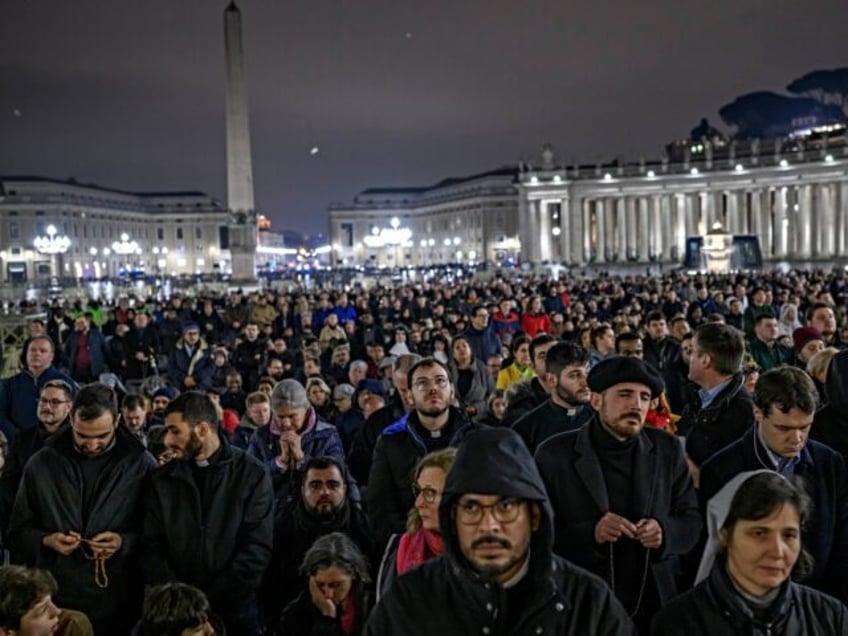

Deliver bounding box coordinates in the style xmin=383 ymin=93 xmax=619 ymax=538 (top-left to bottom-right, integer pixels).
xmin=291 ymin=498 xmax=351 ymax=536
xmin=340 ymin=594 xmax=357 ymax=636
xmin=396 ymin=528 xmax=443 ymax=574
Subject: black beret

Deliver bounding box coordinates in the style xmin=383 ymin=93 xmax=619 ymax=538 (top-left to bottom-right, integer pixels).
xmin=588 ymin=357 xmax=664 ymax=399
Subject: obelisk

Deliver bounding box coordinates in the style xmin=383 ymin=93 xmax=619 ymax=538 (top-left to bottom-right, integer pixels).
xmin=224 ymin=1 xmax=257 ymax=284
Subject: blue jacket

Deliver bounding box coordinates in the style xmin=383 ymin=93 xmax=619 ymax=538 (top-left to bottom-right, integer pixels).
xmin=167 ymin=338 xmax=215 ymax=391
xmin=0 ymin=368 xmax=77 ymax=446
xmin=463 ymin=325 xmax=502 ymax=363
xmin=63 ymin=328 xmax=108 ymax=380
xmin=246 ymin=407 xmax=344 ymax=500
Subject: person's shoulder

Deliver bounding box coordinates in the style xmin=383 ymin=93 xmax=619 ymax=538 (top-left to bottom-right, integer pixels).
xmin=641 ymin=425 xmax=683 ymax=450
xmin=535 ymin=427 xmax=580 ymax=460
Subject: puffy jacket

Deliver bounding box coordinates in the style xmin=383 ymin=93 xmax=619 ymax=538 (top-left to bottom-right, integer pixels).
xmin=365 ymin=427 xmax=635 ymax=635
xmin=651 ymin=557 xmax=848 ymax=635
xmin=501 ymin=376 xmax=549 ymax=428
xmin=9 ymin=426 xmax=154 ymax=623
xmin=246 ymin=406 xmax=344 ymax=499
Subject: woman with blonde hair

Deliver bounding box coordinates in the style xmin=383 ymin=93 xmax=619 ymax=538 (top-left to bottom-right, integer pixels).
xmin=306 ymin=376 xmax=335 ymax=422
xmin=376 ymin=448 xmax=457 ymax=599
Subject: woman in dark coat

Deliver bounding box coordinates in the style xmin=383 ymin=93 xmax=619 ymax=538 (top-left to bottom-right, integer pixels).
xmin=448 ymin=334 xmax=493 ymax=420
xmin=652 ymin=471 xmax=848 ymax=635
xmin=277 ymin=532 xmax=372 ymax=636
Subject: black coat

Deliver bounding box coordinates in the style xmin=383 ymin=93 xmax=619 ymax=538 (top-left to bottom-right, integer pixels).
xmin=8 ymin=426 xmax=155 ymax=623
xmin=512 ymin=399 xmax=593 ymax=455
xmin=534 ymin=417 xmax=702 ymax=605
xmin=262 ymin=496 xmax=373 ymax=620
xmin=651 ymin=557 xmax=848 ymax=635
xmin=278 ymin=586 xmax=371 ymax=636
xmin=678 ymin=372 xmax=753 ymax=467
xmin=365 ymin=427 xmax=635 ymax=636
xmin=125 ymin=325 xmax=161 ymax=380
xmin=699 ymin=426 xmax=848 ymax=604
xmin=501 ymin=376 xmax=549 ymax=428
xmin=346 ymin=395 xmax=406 ymax=486
xmin=141 ymin=435 xmax=274 ymax=611
xmin=0 ymin=421 xmax=68 ymax=535
xmin=365 ymin=406 xmax=473 ymax=548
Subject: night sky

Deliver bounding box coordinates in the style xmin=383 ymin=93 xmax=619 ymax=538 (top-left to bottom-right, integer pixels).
xmin=1 ymin=0 xmax=846 ymax=235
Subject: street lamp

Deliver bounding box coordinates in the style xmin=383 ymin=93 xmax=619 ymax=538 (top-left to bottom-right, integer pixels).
xmin=363 ymin=218 xmax=413 ymax=267
xmin=112 ymin=233 xmax=139 ymax=256
xmin=34 ymin=224 xmax=71 ymax=281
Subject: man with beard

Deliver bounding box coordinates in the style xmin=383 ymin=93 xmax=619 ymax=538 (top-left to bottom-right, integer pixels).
xmin=365 ymin=427 xmax=635 ymax=635
xmin=265 ymin=357 xmax=285 ymax=384
xmin=8 ymin=383 xmax=155 ymax=634
xmin=512 ymin=341 xmax=593 ymax=454
xmin=148 ymin=386 xmax=179 ymax=428
xmin=807 ymin=302 xmax=843 ymax=349
xmin=0 ymin=379 xmax=73 ymax=533
xmin=142 ymin=392 xmax=274 ymax=636
xmin=367 ymin=358 xmax=476 ymax=548
xmin=261 ymin=457 xmax=371 ymax=628
xmin=0 ymin=337 xmax=76 ymax=447
xmin=535 ymin=357 xmax=701 ymax=633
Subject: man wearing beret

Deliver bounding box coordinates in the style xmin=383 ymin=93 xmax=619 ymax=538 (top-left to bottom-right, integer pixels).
xmin=535 ymin=356 xmax=701 ymax=633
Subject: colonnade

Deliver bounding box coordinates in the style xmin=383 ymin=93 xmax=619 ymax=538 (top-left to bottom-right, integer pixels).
xmin=521 ymin=180 xmax=848 ymax=265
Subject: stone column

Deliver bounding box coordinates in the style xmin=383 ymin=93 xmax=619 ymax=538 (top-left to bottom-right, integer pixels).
xmin=798 ymin=185 xmax=812 ymax=259
xmin=614 ymin=198 xmax=626 ymax=261
xmin=625 ymin=197 xmax=638 ymax=260
xmin=582 ymin=198 xmax=593 ymax=264
xmin=672 ymin=194 xmax=685 ymax=261
xmin=538 ymin=200 xmax=551 ymax=262
xmin=560 ymin=195 xmax=573 ymax=264
xmin=683 ymin=193 xmax=696 ymax=240
xmin=596 ymin=199 xmax=607 ymax=263
xmin=819 ymin=184 xmax=835 ymax=258
xmin=774 ymin=187 xmax=788 ymax=258
xmin=759 ymin=189 xmax=773 ymax=259
xmin=518 ymin=195 xmax=530 ymax=259
xmin=701 ymin=191 xmax=715 ymax=230
xmin=651 ymin=195 xmax=663 ymax=260
xmin=837 ymin=183 xmax=848 ymax=258
xmin=637 ymin=197 xmax=650 ymax=262
xmin=726 ymin=191 xmax=740 ymax=234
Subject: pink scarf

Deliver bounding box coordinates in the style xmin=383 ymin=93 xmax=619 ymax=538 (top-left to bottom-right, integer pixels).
xmin=396 ymin=528 xmax=443 ymax=574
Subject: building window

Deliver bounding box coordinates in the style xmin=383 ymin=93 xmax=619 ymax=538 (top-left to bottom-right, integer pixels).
xmin=9 ymin=222 xmax=19 ymax=240
xmin=176 ymin=228 xmax=184 ymax=241
xmin=195 ymin=226 xmax=202 ymax=240
xmin=219 ymin=226 xmax=229 ymax=250
xmin=157 ymin=227 xmax=164 ymax=241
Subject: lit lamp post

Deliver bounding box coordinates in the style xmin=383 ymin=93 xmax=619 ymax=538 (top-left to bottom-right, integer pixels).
xmin=112 ymin=233 xmax=139 ymax=273
xmin=363 ymin=217 xmax=413 ymax=267
xmin=34 ymin=224 xmax=71 ymax=282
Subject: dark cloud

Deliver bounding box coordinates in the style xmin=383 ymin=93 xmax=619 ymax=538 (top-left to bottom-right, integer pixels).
xmin=1 ymin=0 xmax=846 ymax=234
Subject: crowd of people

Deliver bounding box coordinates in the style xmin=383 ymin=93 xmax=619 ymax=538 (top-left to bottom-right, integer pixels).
xmin=0 ymin=265 xmax=846 ymax=635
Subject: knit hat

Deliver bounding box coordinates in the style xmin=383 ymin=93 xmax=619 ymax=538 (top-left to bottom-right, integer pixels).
xmin=333 ymin=383 xmax=356 ymax=400
xmin=182 ymin=322 xmax=200 ymax=333
xmin=792 ymin=326 xmax=824 ymax=352
xmin=356 ymin=379 xmax=387 ymax=397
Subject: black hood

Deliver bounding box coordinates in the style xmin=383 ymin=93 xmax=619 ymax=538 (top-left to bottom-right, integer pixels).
xmin=824 ymin=349 xmax=848 ymax=412
xmin=438 ymin=427 xmax=554 ymax=582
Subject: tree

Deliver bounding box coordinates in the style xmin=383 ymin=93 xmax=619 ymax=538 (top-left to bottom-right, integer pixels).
xmin=787 ymin=68 xmax=848 ymax=115
xmin=718 ymin=91 xmax=846 ymax=138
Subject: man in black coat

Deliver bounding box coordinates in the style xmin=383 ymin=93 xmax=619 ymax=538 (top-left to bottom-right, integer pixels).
xmin=261 ymin=456 xmax=371 ymax=628
xmin=347 ymin=354 xmax=419 ymax=485
xmin=535 ymin=357 xmax=701 ymax=633
xmin=0 ymin=379 xmax=73 ymax=534
xmin=366 ymin=357 xmax=473 ymax=548
xmin=141 ymin=392 xmax=274 ymax=636
xmin=125 ymin=311 xmax=161 ymax=382
xmin=700 ymin=365 xmax=848 ymax=604
xmin=8 ymin=383 xmax=155 ymax=634
xmin=365 ymin=426 xmax=635 ymax=635
xmin=512 ymin=341 xmax=593 ymax=454
xmin=676 ymin=323 xmax=753 ymax=481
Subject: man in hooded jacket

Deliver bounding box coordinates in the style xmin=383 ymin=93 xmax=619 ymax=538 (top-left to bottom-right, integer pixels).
xmin=365 ymin=427 xmax=635 ymax=635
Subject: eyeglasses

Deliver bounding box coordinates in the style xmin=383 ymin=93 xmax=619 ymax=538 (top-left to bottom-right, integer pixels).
xmin=455 ymin=498 xmax=523 ymax=525
xmin=306 ymin=479 xmax=343 ymax=493
xmin=412 ymin=484 xmax=440 ymax=504
xmin=37 ymin=398 xmax=70 ymax=407
xmin=412 ymin=377 xmax=450 ymax=391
